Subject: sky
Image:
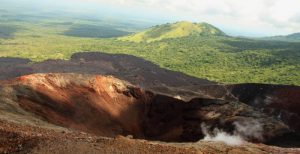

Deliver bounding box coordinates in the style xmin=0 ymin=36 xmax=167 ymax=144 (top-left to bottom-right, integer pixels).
xmin=3 ymin=0 xmax=300 ymax=37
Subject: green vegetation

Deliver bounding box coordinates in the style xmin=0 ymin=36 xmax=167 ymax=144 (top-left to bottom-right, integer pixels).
xmin=288 ymin=33 xmax=300 ymax=40
xmin=0 ymin=24 xmax=18 ymax=38
xmin=263 ymin=32 xmax=300 ymax=41
xmin=64 ymin=24 xmax=131 ymax=38
xmin=0 ymin=12 xmax=299 ymax=86
xmin=119 ymin=21 xmax=225 ymax=42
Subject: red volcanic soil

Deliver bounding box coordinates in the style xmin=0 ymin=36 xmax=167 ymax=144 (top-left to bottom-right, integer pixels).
xmin=0 ymin=119 xmax=200 ymax=154
xmin=0 ymin=53 xmax=299 ymax=153
xmin=13 ymin=74 xmax=150 ymax=138
xmin=0 ymin=73 xmax=299 ymax=153
xmin=0 ymin=119 xmax=299 ymax=154
xmin=0 ymin=74 xmax=296 ymax=141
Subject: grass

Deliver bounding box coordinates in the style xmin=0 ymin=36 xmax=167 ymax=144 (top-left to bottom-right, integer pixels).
xmin=118 ymin=21 xmax=225 ymax=43
xmin=64 ymin=24 xmax=131 ymax=38
xmin=0 ymin=24 xmax=19 ymax=38
xmin=0 ymin=14 xmax=299 ymax=86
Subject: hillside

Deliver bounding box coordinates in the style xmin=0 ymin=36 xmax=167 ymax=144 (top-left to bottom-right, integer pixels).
xmin=0 ymin=14 xmax=299 ymax=85
xmin=0 ymin=73 xmax=300 ymax=153
xmin=286 ymin=33 xmax=300 ymax=40
xmin=118 ymin=21 xmax=226 ymax=42
xmin=64 ymin=25 xmax=131 ymax=38
xmin=0 ymin=4 xmax=300 ymax=153
xmin=264 ymin=32 xmax=300 ymax=41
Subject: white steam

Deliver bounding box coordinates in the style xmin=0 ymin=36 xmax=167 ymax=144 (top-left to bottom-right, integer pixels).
xmin=200 ymin=119 xmax=264 ymax=146
xmin=203 ymin=130 xmax=244 ymax=146
xmin=233 ymin=120 xmax=263 ymax=141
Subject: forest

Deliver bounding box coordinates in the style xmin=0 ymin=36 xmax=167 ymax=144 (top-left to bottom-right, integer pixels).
xmin=0 ymin=9 xmax=299 ymax=86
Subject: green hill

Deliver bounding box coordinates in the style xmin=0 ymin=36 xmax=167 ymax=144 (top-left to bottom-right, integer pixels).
xmin=0 ymin=16 xmax=299 ymax=86
xmin=118 ymin=21 xmax=226 ymax=42
xmin=286 ymin=33 xmax=300 ymax=40
xmin=264 ymin=32 xmax=300 ymax=41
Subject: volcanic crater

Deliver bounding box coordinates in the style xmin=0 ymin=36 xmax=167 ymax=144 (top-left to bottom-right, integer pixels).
xmin=0 ymin=73 xmax=298 ymax=145
xmin=0 ymin=53 xmax=299 ymax=153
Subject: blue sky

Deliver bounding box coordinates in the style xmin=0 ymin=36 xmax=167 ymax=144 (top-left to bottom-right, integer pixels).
xmin=3 ymin=0 xmax=300 ymax=37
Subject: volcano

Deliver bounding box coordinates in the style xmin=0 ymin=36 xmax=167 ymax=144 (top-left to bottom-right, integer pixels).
xmin=0 ymin=52 xmax=299 ymax=153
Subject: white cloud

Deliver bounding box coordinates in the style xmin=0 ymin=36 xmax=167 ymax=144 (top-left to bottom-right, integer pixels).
xmin=71 ymin=0 xmax=300 ymax=36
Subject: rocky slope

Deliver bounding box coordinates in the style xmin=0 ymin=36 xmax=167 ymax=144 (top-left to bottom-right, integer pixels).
xmin=1 ymin=119 xmax=298 ymax=154
xmin=0 ymin=52 xmax=299 ymax=153
xmin=0 ymin=52 xmax=214 ymax=87
xmin=0 ymin=73 xmax=299 ymax=153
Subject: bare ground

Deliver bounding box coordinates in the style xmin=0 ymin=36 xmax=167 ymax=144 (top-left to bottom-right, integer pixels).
xmin=1 ymin=119 xmax=299 ymax=154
